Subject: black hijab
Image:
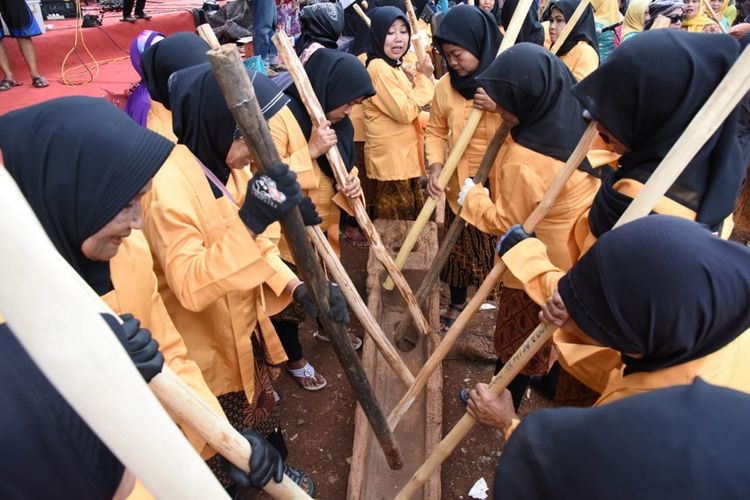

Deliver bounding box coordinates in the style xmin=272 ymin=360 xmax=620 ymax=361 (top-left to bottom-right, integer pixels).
xmin=0 ymin=96 xmax=174 ymax=295
xmin=285 ymin=48 xmax=375 ymax=177
xmin=140 ymin=32 xmax=209 ymax=109
xmin=495 ymin=379 xmax=750 ymax=500
xmin=295 ymin=2 xmax=345 ymax=54
xmin=572 ymin=31 xmax=743 ymax=236
xmin=500 ymin=0 xmax=545 ymax=45
xmin=349 ymin=0 xmax=406 ymax=56
xmin=0 ymin=323 xmax=124 ymax=498
xmin=366 ymin=6 xmax=411 ymax=67
xmin=559 ymin=215 xmax=750 ymax=374
xmin=475 ymin=42 xmax=594 ymax=173
xmin=433 ymin=4 xmax=502 ymax=100
xmin=169 ymin=62 xmax=291 ymax=198
xmin=542 ymin=0 xmax=599 ymax=57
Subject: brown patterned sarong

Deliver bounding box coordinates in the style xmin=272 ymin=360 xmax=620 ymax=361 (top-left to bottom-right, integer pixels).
xmin=553 ymin=367 xmax=601 ymax=408
xmin=374 ymin=178 xmax=426 ymax=220
xmin=732 ymin=163 xmax=750 ymax=243
xmin=494 ymin=287 xmax=556 ymax=377
xmin=355 ymin=141 xmax=377 ymax=210
xmin=206 ymin=334 xmax=280 ymax=486
xmin=440 ymin=206 xmax=501 ymax=300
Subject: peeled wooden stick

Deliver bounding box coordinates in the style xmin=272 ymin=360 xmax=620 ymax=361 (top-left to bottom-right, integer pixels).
xmin=354 ymin=3 xmax=371 ymax=27
xmin=404 ymin=0 xmax=428 ymax=66
xmin=397 ymin=45 xmax=750 ymax=498
xmin=0 ymin=168 xmax=229 ymax=500
xmin=549 ymin=0 xmax=591 ymax=54
xmin=387 ymin=123 xmax=598 ymax=432
xmin=701 ymin=0 xmax=729 ymax=33
xmin=196 ymin=23 xmax=220 ymax=46
xmin=307 ymin=226 xmax=416 ymax=388
xmin=207 ymin=44 xmax=403 ymax=470
xmin=272 ymin=31 xmax=432 ymax=338
xmin=392 ymin=120 xmax=515 ymax=351
xmin=383 ymin=0 xmax=535 ymax=290
xmin=394 ymin=324 xmax=554 ymax=500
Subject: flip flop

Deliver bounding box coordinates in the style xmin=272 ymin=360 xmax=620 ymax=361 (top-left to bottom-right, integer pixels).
xmin=0 ymin=79 xmax=21 ymax=91
xmin=283 ymin=464 xmax=317 ymax=497
xmin=342 ymin=226 xmax=370 ymax=249
xmin=287 ymin=362 xmax=327 ymax=391
xmin=439 ymin=303 xmax=465 ymax=334
xmin=313 ymin=330 xmax=363 ymax=350
xmin=31 ymin=76 xmax=48 ymax=88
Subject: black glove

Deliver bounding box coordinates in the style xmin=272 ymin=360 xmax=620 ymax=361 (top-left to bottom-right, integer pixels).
xmin=103 ymin=313 xmax=164 ymax=383
xmin=293 ymin=282 xmax=350 ymax=324
xmin=495 ymin=224 xmax=535 ymax=257
xmin=224 ymin=429 xmax=285 ymax=493
xmin=299 ymin=196 xmax=322 ymax=227
xmin=239 ymin=163 xmax=302 ymax=234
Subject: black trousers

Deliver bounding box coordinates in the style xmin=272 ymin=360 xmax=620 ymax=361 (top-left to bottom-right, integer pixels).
xmin=122 ymin=0 xmax=146 ymax=17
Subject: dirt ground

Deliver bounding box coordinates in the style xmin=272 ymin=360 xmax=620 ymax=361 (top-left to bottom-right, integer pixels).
xmin=271 ymin=237 xmax=551 ymax=499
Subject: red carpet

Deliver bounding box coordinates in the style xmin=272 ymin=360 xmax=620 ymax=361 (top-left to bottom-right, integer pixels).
xmin=0 ymin=1 xmax=204 ymax=115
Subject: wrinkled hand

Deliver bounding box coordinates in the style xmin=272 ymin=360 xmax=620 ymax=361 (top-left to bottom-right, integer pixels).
xmin=402 ymin=63 xmax=416 ymax=84
xmin=416 ymin=54 xmax=434 ymax=78
xmin=299 ymin=196 xmax=322 ymax=226
xmin=224 ymin=429 xmax=284 ymax=493
xmin=496 ymin=224 xmax=535 ymax=256
xmin=293 ymin=282 xmax=350 ymax=323
xmin=239 ymin=163 xmax=302 ymax=234
xmin=457 ymin=178 xmax=488 ymax=207
xmin=337 ymin=171 xmax=362 ymax=199
xmin=466 ymin=384 xmax=517 ymax=433
xmin=473 ymin=87 xmax=498 ymax=113
xmin=103 ymin=313 xmax=163 ymax=383
xmin=427 ymin=164 xmax=444 ymax=199
xmin=308 ymin=121 xmax=337 ymax=159
xmin=539 ymin=289 xmax=569 ymax=328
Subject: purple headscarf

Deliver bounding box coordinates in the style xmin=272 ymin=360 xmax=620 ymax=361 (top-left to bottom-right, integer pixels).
xmin=126 ymin=30 xmax=165 ymax=126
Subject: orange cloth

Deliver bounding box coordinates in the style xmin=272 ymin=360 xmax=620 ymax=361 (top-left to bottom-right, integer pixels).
xmin=145 ymin=99 xmax=177 ymax=143
xmin=560 ymin=40 xmax=599 ymax=81
xmin=103 ymin=230 xmax=228 ymax=459
xmin=460 ymin=138 xmax=600 ymax=296
xmin=363 ymin=58 xmax=434 ymax=181
xmin=425 ymin=74 xmax=504 ymax=210
xmin=141 ymin=145 xmax=292 ymax=404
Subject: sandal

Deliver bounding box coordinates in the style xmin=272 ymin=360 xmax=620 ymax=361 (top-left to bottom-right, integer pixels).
xmin=439 ymin=303 xmax=465 ymax=334
xmin=135 ymin=12 xmax=152 ymax=19
xmin=31 ymin=76 xmax=48 ymax=89
xmin=459 ymin=387 xmax=469 ymax=407
xmin=287 ymin=362 xmax=327 ymax=391
xmin=273 ymin=389 xmax=286 ymax=405
xmin=313 ymin=330 xmax=363 ymax=350
xmin=284 ymin=464 xmax=317 ymax=497
xmin=120 ymin=16 xmax=136 ymax=22
xmin=0 ymin=79 xmax=21 ymax=91
xmin=342 ymin=226 xmax=370 ymax=249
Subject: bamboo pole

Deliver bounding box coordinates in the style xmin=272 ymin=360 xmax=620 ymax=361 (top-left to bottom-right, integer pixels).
xmin=0 ymin=169 xmax=230 ymax=500
xmin=272 ymin=31 xmax=432 ymax=338
xmin=307 ymin=226 xmax=416 ymax=387
xmin=397 ymin=43 xmax=750 ymax=499
xmin=387 ymin=123 xmax=598 ymax=431
xmin=404 ymin=0 xmax=428 ymax=66
xmin=392 ymin=120 xmax=515 ymax=351
xmin=354 ymin=3 xmax=371 ymax=27
xmin=197 ymin=24 xmax=413 ymax=389
xmin=207 ymin=44 xmax=403 ymax=470
xmin=384 ymin=0 xmax=540 ymax=290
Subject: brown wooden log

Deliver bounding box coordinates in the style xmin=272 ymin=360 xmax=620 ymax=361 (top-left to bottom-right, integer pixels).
xmin=272 ymin=31 xmax=432 ymax=339
xmin=393 ymin=120 xmax=514 ymax=351
xmin=206 ymin=44 xmax=403 ymax=470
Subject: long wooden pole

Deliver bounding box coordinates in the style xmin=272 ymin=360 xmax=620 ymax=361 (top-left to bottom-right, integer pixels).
xmin=392 ymin=120 xmax=515 ymax=351
xmin=307 ymin=226 xmax=416 ymax=387
xmin=397 ymin=43 xmax=750 ymax=499
xmin=353 ymin=3 xmax=371 ymax=27
xmin=0 ymin=168 xmax=229 ymax=500
xmin=404 ymin=0 xmax=428 ymax=66
xmin=196 ymin=25 xmax=413 ymax=388
xmin=272 ymin=32 xmax=432 ymax=338
xmin=206 ymin=44 xmax=403 ymax=470
xmin=384 ymin=0 xmax=540 ymax=290
xmin=387 ymin=123 xmax=598 ymax=432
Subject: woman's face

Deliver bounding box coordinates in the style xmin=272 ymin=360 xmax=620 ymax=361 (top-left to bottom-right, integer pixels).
xmin=684 ymin=0 xmax=699 ymax=18
xmin=478 ymin=0 xmax=496 ymax=13
xmin=80 ymin=181 xmax=152 ymax=262
xmin=226 ymin=138 xmax=252 ymax=170
xmin=595 ymin=122 xmax=630 ymax=155
xmin=384 ymin=18 xmax=409 ymax=60
xmin=441 ymin=42 xmax=480 ymax=77
xmin=548 ymin=7 xmax=566 ymax=45
xmin=710 ymin=0 xmax=722 ymax=12
xmin=325 ymin=98 xmax=364 ymax=124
